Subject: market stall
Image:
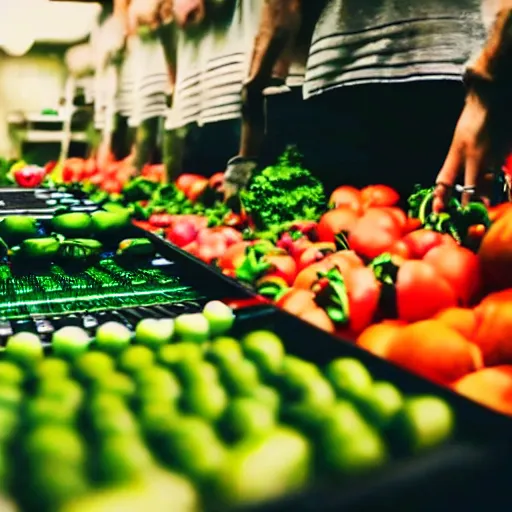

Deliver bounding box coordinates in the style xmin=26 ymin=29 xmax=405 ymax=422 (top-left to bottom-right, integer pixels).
xmin=2 ymin=0 xmax=512 ymax=510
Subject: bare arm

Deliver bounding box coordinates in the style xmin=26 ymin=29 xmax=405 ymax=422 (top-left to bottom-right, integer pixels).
xmin=433 ymin=2 xmax=512 ymax=211
xmin=239 ymin=0 xmax=302 ymax=159
xmin=467 ymin=2 xmax=512 ymax=84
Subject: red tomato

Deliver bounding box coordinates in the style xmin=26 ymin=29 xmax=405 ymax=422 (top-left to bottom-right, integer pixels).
xmin=328 ymin=186 xmax=362 ymax=213
xmin=348 ymin=219 xmax=399 ymax=261
xmin=182 ymin=241 xmax=200 ymax=257
xmin=83 ymin=158 xmax=97 ymax=178
xmin=325 ymin=250 xmax=364 ymax=269
xmin=277 ymin=234 xmax=313 ymax=260
xmin=150 ymin=214 xmax=174 ymax=228
xmin=423 ymin=244 xmax=481 ymax=306
xmin=377 ymin=207 xmax=407 ymax=231
xmin=401 ymin=230 xmax=447 ymax=259
xmin=488 ymin=203 xmax=512 ymax=223
xmin=264 ymin=254 xmax=298 ymax=286
xmin=396 ymin=260 xmax=458 ymax=322
xmin=210 ymin=226 xmax=243 ymax=246
xmin=166 ymin=220 xmax=198 ymax=248
xmin=175 ymin=174 xmax=203 ymax=195
xmin=197 ymin=235 xmax=228 ymax=264
xmin=298 ymin=242 xmax=336 ymax=271
xmin=299 ymin=308 xmax=336 ymax=333
xmin=403 ymin=217 xmax=422 ymax=234
xmin=174 ymin=215 xmax=208 ymax=231
xmin=317 ymin=207 xmax=360 ymax=243
xmin=276 ymin=288 xmax=317 ymax=316
xmin=208 ymin=172 xmax=224 ymax=191
xmin=345 ymin=267 xmax=381 ymax=333
xmin=186 ymin=178 xmax=209 ymax=202
xmin=102 ymin=180 xmax=122 ymax=194
xmin=294 ymin=260 xmax=339 ymax=290
xmin=218 ymin=242 xmax=252 ymax=271
xmin=360 ymin=208 xmax=402 ymax=233
xmin=360 ymin=185 xmax=400 ymax=209
xmin=388 ymin=240 xmax=411 ymax=259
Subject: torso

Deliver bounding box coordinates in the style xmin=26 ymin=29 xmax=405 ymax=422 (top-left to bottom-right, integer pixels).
xmin=302 ymin=0 xmax=486 ymax=98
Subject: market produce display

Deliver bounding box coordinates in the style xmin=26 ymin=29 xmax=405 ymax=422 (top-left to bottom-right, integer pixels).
xmin=0 ymin=301 xmax=454 ymax=511
xmin=6 ymin=150 xmax=512 ymax=420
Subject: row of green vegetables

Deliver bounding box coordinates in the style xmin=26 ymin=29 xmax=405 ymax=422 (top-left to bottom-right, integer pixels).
xmin=0 ymin=301 xmax=453 ymax=511
xmin=0 ymin=210 xmax=155 ymax=269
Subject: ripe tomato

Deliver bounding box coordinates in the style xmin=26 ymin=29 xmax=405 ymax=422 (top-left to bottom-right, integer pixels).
xmin=325 ymin=250 xmax=364 ymax=269
xmin=197 ymin=235 xmax=228 ymax=264
xmin=294 ymin=260 xmax=339 ymax=290
xmin=377 ymin=207 xmax=407 ymax=231
xmin=360 ymin=185 xmax=400 ymax=209
xmin=298 ymin=242 xmax=336 ymax=271
xmin=175 ymin=174 xmax=203 ymax=195
xmin=217 ymin=242 xmax=251 ymax=271
xmin=401 ymin=229 xmax=447 ymax=259
xmin=387 ymin=240 xmax=411 ymax=259
xmin=348 ymin=220 xmax=399 ymax=261
xmin=361 ymin=208 xmax=403 ymax=233
xmin=208 ymin=172 xmax=225 ymax=191
xmin=317 ymin=207 xmax=360 ymax=243
xmin=277 ymin=288 xmax=317 ymax=316
xmin=186 ymin=178 xmax=209 ymax=202
xmin=210 ymin=226 xmax=243 ymax=246
xmin=264 ymin=254 xmax=297 ymax=286
xmin=166 ymin=220 xmax=198 ymax=247
xmin=479 ymin=208 xmax=512 ymax=293
xmin=328 ymin=186 xmax=362 ymax=213
xmin=488 ymin=202 xmax=512 ymax=223
xmin=396 ymin=260 xmax=458 ymax=322
xmin=299 ymin=308 xmax=336 ymax=333
xmin=345 ymin=267 xmax=381 ymax=333
xmin=423 ymin=244 xmax=481 ymax=306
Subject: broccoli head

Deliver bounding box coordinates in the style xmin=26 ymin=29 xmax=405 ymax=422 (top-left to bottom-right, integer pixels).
xmin=241 ymin=147 xmax=326 ymax=230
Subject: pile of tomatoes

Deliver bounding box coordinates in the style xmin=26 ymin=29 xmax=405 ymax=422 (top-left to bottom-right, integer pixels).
xmin=151 ymin=179 xmax=512 ymax=417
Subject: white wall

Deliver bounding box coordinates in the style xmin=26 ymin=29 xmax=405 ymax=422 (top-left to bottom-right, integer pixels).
xmin=0 ymin=49 xmax=67 ymax=157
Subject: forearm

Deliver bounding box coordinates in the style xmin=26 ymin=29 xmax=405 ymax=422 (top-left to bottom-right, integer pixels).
xmin=239 ymin=0 xmax=301 ymax=159
xmin=469 ymin=4 xmax=512 ymax=84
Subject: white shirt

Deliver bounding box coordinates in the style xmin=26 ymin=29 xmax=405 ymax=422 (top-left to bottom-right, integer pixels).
xmin=129 ymin=34 xmax=170 ymax=127
xmin=165 ymin=0 xmax=264 ymax=130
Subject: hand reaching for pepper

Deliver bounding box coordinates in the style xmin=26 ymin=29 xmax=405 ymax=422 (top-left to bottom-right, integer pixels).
xmin=433 ymin=87 xmax=512 ymax=213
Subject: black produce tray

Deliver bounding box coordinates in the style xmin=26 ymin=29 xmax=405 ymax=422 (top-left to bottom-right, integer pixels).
xmin=0 ymin=188 xmax=98 ymax=217
xmin=228 ymin=308 xmax=512 ymax=512
xmin=144 ymin=231 xmax=512 ymax=509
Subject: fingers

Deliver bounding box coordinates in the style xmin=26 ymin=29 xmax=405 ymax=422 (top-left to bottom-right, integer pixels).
xmin=461 ymin=150 xmax=483 ymax=205
xmin=433 ymin=142 xmax=463 ymax=213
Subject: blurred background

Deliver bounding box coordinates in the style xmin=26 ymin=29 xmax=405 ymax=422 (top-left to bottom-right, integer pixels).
xmin=0 ymin=0 xmax=101 ymax=162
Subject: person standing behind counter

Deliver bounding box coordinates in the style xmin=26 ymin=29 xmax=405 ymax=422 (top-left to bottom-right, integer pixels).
xmin=162 ymin=0 xmax=265 ymax=180
xmin=224 ymin=0 xmax=486 ymax=200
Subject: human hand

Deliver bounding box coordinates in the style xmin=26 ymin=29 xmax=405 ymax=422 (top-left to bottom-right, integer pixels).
xmin=128 ymin=0 xmax=163 ymax=34
xmin=433 ymin=91 xmax=512 ymax=212
xmin=222 ymin=156 xmax=258 ymax=202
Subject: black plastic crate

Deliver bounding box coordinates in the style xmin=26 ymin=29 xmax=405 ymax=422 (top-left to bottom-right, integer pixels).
xmin=228 ymin=307 xmax=512 ymax=512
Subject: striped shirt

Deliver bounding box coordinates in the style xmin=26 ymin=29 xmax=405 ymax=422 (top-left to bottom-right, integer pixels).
xmin=116 ymin=40 xmax=137 ymax=118
xmin=166 ymin=0 xmax=263 ymax=130
xmin=130 ymin=34 xmax=170 ymax=126
xmin=303 ymin=0 xmax=486 ymax=99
